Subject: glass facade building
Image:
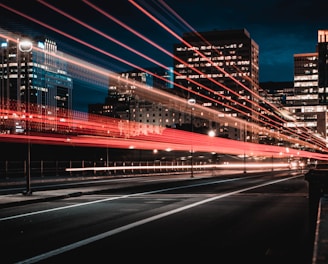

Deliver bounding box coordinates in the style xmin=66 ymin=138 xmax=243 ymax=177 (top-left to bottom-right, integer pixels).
xmin=283 ymin=30 xmax=328 ymax=139
xmin=0 ymin=35 xmax=73 ymax=133
xmin=173 ymin=29 xmax=259 ymax=141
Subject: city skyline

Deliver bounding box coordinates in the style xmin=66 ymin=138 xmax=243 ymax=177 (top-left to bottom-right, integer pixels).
xmin=1 ymin=1 xmax=328 ymax=160
xmin=1 ymin=0 xmax=327 ymax=84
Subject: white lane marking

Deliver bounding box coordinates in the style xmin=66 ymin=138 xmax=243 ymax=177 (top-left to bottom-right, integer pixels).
xmin=0 ymin=176 xmax=247 ymax=222
xmin=16 ymin=176 xmax=298 ymax=264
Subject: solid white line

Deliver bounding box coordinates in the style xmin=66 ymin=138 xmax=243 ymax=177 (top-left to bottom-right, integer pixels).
xmin=16 ymin=175 xmax=298 ymax=263
xmin=0 ymin=176 xmax=242 ymax=222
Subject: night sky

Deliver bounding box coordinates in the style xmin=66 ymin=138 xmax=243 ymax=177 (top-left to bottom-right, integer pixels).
xmin=1 ymin=0 xmax=328 ymax=110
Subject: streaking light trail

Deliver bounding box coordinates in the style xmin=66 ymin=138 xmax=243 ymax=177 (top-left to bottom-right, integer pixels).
xmin=1 ymin=2 xmax=328 ymax=161
xmin=0 ymin=31 xmax=310 ymax=151
xmin=79 ymin=0 xmax=327 ymax=150
xmin=128 ymin=0 xmax=328 ymax=150
xmin=1 ymin=102 xmax=328 ymax=161
xmin=0 ymin=2 xmax=323 ymax=152
xmin=0 ymin=29 xmax=325 ymax=155
xmin=65 ymin=163 xmax=292 ymax=172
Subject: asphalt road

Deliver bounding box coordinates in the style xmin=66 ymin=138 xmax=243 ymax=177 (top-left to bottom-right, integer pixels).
xmin=0 ymin=170 xmax=313 ymax=264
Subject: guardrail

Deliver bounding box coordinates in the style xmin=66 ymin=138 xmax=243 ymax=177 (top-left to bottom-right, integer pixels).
xmin=0 ymin=160 xmax=207 ymax=179
xmin=0 ymin=160 xmax=294 ymax=179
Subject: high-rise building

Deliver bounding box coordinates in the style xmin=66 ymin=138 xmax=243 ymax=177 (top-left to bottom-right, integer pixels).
xmin=0 ymin=33 xmax=73 ymax=133
xmin=286 ymin=53 xmax=324 ymax=136
xmin=259 ymin=81 xmax=294 ymax=146
xmin=284 ymin=30 xmax=328 ymax=139
xmin=318 ymin=30 xmax=328 ymax=92
xmin=88 ymin=67 xmax=185 ymax=131
xmin=173 ymin=29 xmax=259 ymax=142
xmin=292 ymin=53 xmax=319 ymax=106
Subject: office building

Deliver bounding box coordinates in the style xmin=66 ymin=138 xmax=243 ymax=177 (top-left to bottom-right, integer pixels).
xmin=283 ymin=30 xmax=328 ymax=139
xmin=0 ymin=34 xmax=73 ymax=133
xmin=318 ymin=30 xmax=328 ymax=92
xmin=173 ymin=29 xmax=259 ymax=142
xmin=88 ymin=67 xmax=189 ymax=131
xmin=259 ymin=81 xmax=294 ymax=146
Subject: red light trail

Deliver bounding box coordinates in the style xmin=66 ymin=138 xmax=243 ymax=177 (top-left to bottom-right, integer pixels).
xmin=1 ymin=103 xmax=328 ymax=161
xmin=1 ymin=1 xmax=323 ymax=151
xmin=128 ymin=0 xmax=328 ymax=150
xmin=1 ymin=2 xmax=328 ymax=161
xmin=155 ymin=0 xmax=321 ymax=145
xmin=80 ymin=0 xmax=326 ymax=150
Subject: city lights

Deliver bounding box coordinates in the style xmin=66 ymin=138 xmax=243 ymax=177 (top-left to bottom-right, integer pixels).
xmin=1 ymin=3 xmax=326 ymax=263
xmin=1 ymin=104 xmax=328 ymax=162
xmin=1 ymin=1 xmax=328 ymax=168
xmin=1 ymin=3 xmax=327 ymax=153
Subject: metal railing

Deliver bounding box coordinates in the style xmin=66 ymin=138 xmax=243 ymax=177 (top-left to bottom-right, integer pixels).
xmin=0 ymin=160 xmax=207 ymax=179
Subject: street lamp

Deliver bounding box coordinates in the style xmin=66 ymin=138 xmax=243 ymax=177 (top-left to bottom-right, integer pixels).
xmin=187 ymin=98 xmax=196 ymax=178
xmin=208 ymin=129 xmax=215 ymax=138
xmin=243 ymin=120 xmax=247 ymax=174
xmin=208 ymin=129 xmax=216 ymax=175
xmin=19 ymin=39 xmax=33 ymax=196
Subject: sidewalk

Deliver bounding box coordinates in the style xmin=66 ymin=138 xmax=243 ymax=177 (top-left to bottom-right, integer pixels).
xmin=0 ymin=189 xmax=85 ymax=208
xmin=0 ymin=169 xmax=292 ymax=209
xmin=0 ymin=182 xmax=124 ymax=209
xmin=0 ymin=171 xmax=208 ymax=209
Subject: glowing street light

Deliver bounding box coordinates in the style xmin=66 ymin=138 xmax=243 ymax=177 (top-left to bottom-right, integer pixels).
xmin=19 ymin=39 xmax=33 ymax=196
xmin=208 ymin=129 xmax=216 ymax=175
xmin=208 ymin=129 xmax=215 ymax=137
xmin=243 ymin=121 xmax=247 ymax=174
xmin=187 ymin=98 xmax=196 ymax=178
xmin=187 ymin=98 xmax=196 ymax=105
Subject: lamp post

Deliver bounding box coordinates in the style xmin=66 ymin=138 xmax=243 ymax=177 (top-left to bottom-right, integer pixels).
xmin=208 ymin=130 xmax=215 ymax=138
xmin=0 ymin=44 xmax=5 ymax=133
xmin=19 ymin=39 xmax=33 ymax=196
xmin=243 ymin=121 xmax=247 ymax=174
xmin=187 ymin=98 xmax=196 ymax=178
xmin=208 ymin=129 xmax=215 ymax=175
